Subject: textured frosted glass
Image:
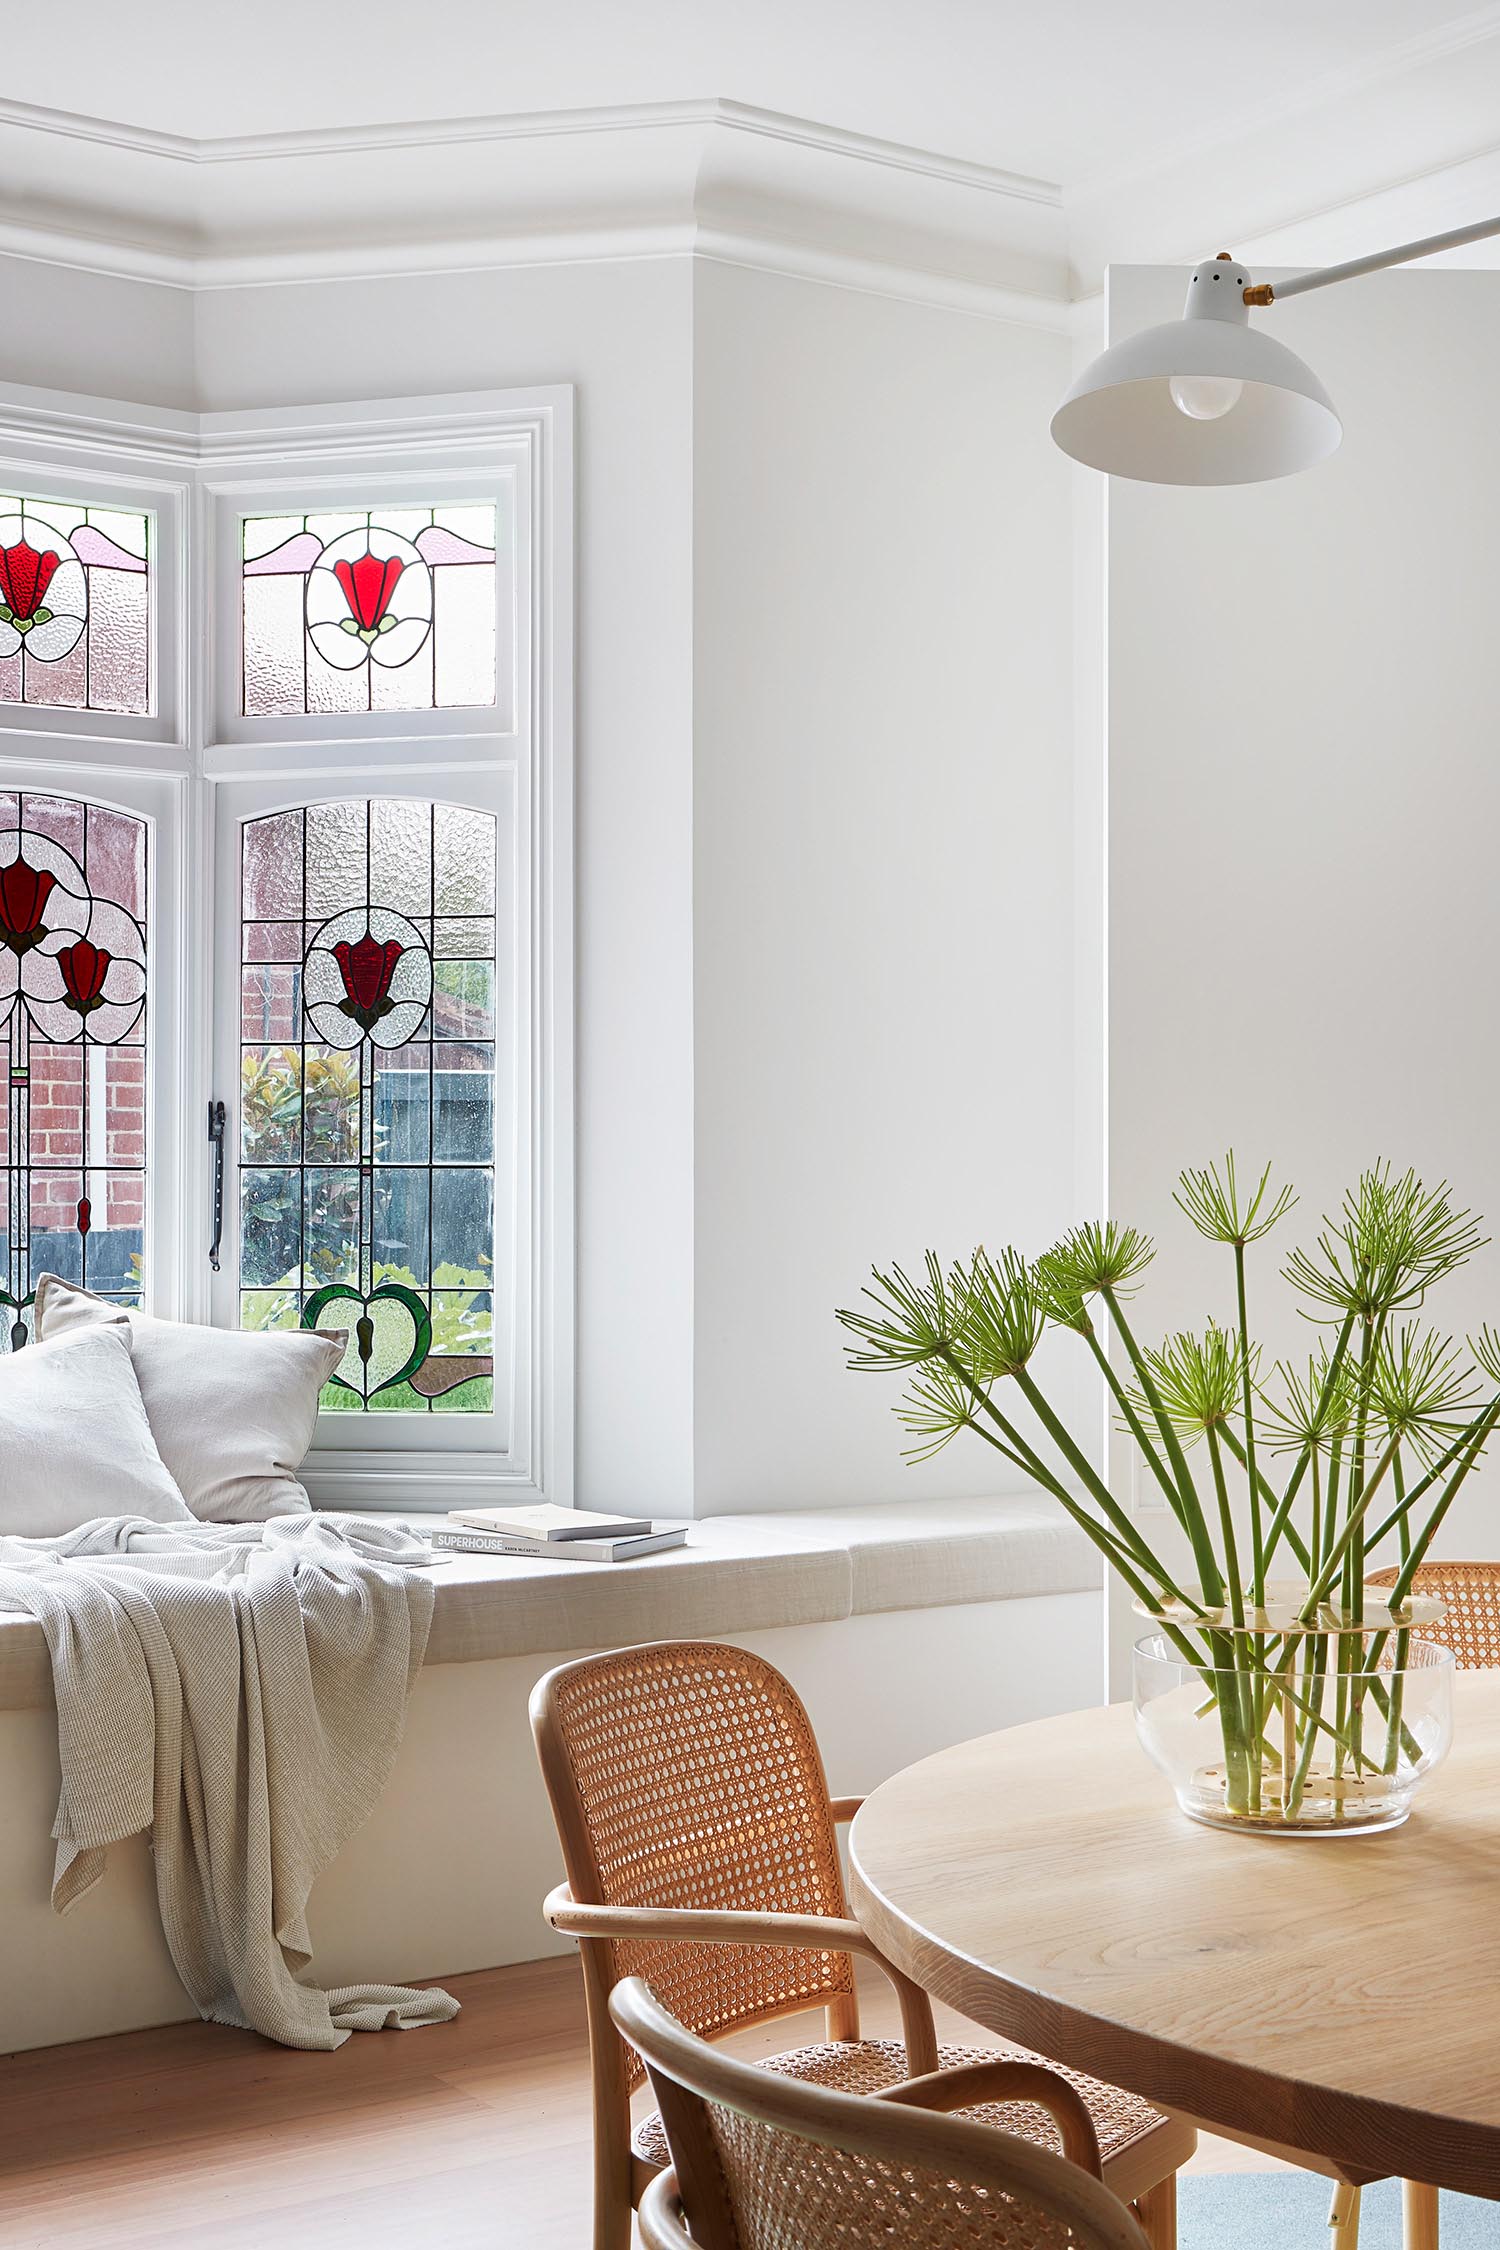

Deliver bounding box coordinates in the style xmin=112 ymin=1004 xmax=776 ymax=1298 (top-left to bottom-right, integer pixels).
xmin=24 ymin=637 xmax=87 ymax=707
xmin=306 ymin=634 xmax=370 ymax=714
xmin=304 ymin=799 xmax=368 ymax=916
xmin=243 ymin=577 xmax=305 ymax=716
xmin=434 ymin=915 xmax=493 ymax=958
xmin=434 ymin=560 xmax=496 ymax=707
xmin=87 ymin=806 xmax=146 ymax=919
xmin=370 ymin=796 xmax=432 ymax=917
xmin=26 ymin=794 xmax=86 ymax=857
xmin=244 ymin=920 xmax=304 ymax=963
xmin=242 ymin=809 xmax=303 ymax=919
xmin=433 ymin=804 xmax=495 ymax=913
xmin=88 ymin=570 xmax=149 ymax=713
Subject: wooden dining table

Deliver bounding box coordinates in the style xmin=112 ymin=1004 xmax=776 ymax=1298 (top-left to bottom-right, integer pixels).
xmin=847 ymin=1672 xmax=1500 ymax=2201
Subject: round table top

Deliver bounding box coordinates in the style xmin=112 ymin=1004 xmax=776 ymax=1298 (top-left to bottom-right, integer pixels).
xmin=847 ymin=1674 xmax=1500 ymax=2197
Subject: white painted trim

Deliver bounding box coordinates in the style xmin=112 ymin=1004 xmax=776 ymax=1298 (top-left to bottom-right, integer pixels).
xmin=0 ymin=92 xmax=1058 ymax=199
xmin=0 ymin=95 xmax=1071 ymax=325
xmin=691 ymin=227 xmax=1073 ymax=333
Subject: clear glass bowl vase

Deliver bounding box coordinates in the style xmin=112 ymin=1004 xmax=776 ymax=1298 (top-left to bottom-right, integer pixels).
xmin=1133 ymin=1630 xmax=1454 ymax=1835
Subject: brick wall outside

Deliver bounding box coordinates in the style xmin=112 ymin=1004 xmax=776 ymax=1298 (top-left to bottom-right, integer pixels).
xmin=22 ymin=1041 xmax=145 ymax=1230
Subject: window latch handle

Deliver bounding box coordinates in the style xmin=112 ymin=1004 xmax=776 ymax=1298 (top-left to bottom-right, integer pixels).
xmin=207 ymin=1100 xmax=227 ymax=1273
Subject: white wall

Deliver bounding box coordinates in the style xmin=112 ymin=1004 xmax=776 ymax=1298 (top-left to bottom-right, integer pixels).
xmin=1104 ymin=264 xmax=1500 ymax=1674
xmin=690 ymin=261 xmax=1082 ymax=1510
xmin=0 ymin=253 xmax=195 ymax=406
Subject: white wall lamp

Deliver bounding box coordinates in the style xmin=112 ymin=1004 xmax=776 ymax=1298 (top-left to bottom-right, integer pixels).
xmin=1052 ymin=216 xmax=1500 ymax=485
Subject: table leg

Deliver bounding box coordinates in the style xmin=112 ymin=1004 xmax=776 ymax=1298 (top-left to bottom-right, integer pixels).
xmin=1402 ymin=2180 xmax=1439 ymax=2250
xmin=1133 ymin=2177 xmax=1176 ymax=2250
xmin=1329 ymin=2180 xmax=1361 ymax=2241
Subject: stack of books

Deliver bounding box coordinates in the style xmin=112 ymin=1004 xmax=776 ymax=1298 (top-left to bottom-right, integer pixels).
xmin=426 ymin=1503 xmax=687 ymax=1562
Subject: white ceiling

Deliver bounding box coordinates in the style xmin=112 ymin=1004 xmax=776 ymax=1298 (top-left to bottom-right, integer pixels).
xmin=8 ymin=0 xmax=1493 ymax=186
xmin=6 ymin=1 xmax=1500 ymax=302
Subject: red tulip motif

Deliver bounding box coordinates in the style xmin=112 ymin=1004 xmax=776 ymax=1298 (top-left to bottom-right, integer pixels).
xmin=0 ymin=540 xmax=61 ymax=630
xmin=333 ymin=931 xmax=404 ymax=1032
xmin=0 ymin=856 xmax=57 ymax=954
xmin=332 ymin=551 xmax=405 ymax=644
xmin=57 ymin=938 xmax=112 ymax=1016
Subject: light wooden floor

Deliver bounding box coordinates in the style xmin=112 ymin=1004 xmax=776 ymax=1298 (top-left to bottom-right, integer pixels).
xmin=0 ymin=1957 xmax=1280 ymax=2248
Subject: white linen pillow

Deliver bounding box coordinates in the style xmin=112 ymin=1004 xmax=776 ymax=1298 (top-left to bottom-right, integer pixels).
xmin=0 ymin=1324 xmax=193 ymax=1535
xmin=33 ymin=1276 xmax=343 ymax=1524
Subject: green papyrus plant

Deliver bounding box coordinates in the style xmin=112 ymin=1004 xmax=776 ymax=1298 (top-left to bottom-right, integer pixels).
xmin=839 ymin=1158 xmax=1499 ymax=1823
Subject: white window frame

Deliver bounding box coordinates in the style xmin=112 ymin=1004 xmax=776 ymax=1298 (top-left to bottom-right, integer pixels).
xmin=0 ymin=383 xmax=574 ymax=1512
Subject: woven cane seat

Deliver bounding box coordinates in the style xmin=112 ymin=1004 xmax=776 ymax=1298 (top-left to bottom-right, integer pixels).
xmin=632 ymin=2035 xmax=1172 ymax=2172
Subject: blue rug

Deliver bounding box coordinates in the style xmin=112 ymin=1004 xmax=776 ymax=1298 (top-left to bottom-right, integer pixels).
xmin=1180 ymin=2173 xmax=1497 ymax=2246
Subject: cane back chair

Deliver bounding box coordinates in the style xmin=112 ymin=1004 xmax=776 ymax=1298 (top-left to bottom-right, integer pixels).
xmin=613 ymin=1975 xmax=1152 ymax=2250
xmin=1324 ymin=1563 xmax=1500 ymax=2250
xmin=530 ymin=1640 xmax=1193 ymax=2250
xmin=1366 ymin=1561 xmax=1500 ymax=1668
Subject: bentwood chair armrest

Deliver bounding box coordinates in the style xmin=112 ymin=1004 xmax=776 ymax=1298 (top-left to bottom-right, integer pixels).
xmin=542 ymin=1883 xmax=940 ymax=2075
xmin=828 ymin=1795 xmax=865 ymax=1824
xmin=636 ymin=2168 xmax=692 ymax=2250
xmin=878 ymin=2058 xmax=1104 ymax=2179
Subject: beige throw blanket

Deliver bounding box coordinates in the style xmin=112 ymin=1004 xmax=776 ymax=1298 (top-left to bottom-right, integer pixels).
xmin=0 ymin=1513 xmax=459 ymax=2050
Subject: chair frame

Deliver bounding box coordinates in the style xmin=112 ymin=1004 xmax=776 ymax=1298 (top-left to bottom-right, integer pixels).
xmin=613 ymin=1975 xmax=1152 ymax=2250
xmin=532 ymin=1639 xmax=1191 ymax=2250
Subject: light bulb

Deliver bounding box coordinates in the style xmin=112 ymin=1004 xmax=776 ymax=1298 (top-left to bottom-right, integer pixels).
xmin=1169 ymin=374 xmax=1243 ymax=422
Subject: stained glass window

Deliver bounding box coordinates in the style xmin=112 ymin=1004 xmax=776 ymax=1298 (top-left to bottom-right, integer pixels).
xmin=0 ymin=496 xmax=151 ymax=716
xmin=0 ymin=792 xmax=148 ymax=1351
xmin=241 ymin=505 xmax=497 ymax=717
xmin=238 ymin=799 xmax=496 ymax=1413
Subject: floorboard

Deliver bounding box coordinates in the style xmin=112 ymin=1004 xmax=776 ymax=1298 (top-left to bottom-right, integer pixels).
xmin=0 ymin=1956 xmax=1277 ymax=2246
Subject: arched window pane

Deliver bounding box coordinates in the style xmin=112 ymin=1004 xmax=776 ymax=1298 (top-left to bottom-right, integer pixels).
xmin=239 ymin=799 xmax=497 ymax=1414
xmin=0 ymin=496 xmax=151 ymax=716
xmin=0 ymin=791 xmax=148 ymax=1350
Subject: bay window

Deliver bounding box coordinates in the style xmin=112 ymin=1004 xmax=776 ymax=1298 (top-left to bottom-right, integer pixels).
xmin=0 ymin=386 xmax=573 ymax=1509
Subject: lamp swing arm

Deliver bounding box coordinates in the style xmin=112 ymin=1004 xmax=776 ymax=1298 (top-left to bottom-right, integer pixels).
xmin=1246 ymin=211 xmax=1500 ymax=306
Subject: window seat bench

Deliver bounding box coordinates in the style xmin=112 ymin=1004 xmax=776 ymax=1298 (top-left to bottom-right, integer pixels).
xmin=0 ymin=1497 xmax=1098 ymax=1712
xmin=0 ymin=1497 xmax=1101 ymax=2053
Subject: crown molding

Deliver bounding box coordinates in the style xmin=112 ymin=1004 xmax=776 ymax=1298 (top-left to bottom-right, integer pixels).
xmin=0 ymin=93 xmax=1070 ymax=325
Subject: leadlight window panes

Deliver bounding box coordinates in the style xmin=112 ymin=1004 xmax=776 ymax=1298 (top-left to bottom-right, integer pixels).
xmin=241 ymin=505 xmax=497 ymax=717
xmin=239 ymin=799 xmax=496 ymax=1413
xmin=0 ymin=791 xmax=148 ymax=1350
xmin=0 ymin=496 xmax=151 ymax=716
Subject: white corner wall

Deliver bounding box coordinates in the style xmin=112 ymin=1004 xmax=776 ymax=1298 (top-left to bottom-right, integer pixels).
xmin=1105 ymin=264 xmax=1500 ymax=1640
xmin=690 ymin=261 xmax=1082 ymax=1510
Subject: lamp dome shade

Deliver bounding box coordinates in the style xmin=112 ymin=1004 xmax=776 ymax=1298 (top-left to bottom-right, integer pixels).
xmin=1052 ymin=314 xmax=1342 ymax=485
